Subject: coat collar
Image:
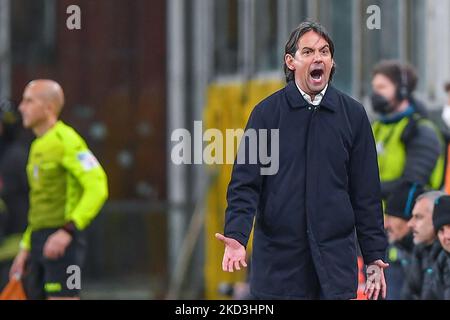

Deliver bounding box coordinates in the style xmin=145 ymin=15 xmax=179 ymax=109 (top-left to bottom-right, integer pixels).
xmin=285 ymin=80 xmax=338 ymax=112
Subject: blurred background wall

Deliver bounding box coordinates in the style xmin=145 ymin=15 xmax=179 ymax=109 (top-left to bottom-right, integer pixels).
xmin=1 ymin=0 xmax=168 ymax=299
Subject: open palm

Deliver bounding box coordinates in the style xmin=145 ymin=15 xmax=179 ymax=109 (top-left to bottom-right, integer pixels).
xmin=215 ymin=233 xmax=248 ymax=272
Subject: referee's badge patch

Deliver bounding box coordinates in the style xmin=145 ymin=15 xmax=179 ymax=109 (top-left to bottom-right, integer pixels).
xmin=77 ymin=151 xmax=100 ymax=171
xmin=33 ymin=165 xmax=39 ymax=179
xmin=376 ymin=142 xmax=384 ymax=155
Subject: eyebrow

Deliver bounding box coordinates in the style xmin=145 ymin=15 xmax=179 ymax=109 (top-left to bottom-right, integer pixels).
xmin=301 ymin=45 xmax=330 ymax=51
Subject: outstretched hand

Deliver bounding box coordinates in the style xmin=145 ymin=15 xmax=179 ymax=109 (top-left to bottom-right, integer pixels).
xmin=215 ymin=233 xmax=247 ymax=272
xmin=364 ymin=259 xmax=389 ymax=300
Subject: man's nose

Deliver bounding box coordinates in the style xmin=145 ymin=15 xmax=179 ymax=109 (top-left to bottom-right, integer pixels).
xmin=312 ymin=51 xmax=323 ymax=63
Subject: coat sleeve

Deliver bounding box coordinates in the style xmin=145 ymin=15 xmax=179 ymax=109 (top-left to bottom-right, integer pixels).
xmin=224 ymin=105 xmax=265 ymax=247
xmin=349 ymin=105 xmax=388 ymax=265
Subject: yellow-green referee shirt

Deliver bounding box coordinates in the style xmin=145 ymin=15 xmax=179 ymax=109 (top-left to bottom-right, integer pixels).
xmin=20 ymin=121 xmax=108 ymax=250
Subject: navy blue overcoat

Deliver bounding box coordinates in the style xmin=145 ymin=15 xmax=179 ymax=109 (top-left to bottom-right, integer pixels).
xmin=224 ymin=81 xmax=388 ymax=299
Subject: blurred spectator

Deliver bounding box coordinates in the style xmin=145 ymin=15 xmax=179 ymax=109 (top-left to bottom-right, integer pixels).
xmin=0 ymin=100 xmax=29 ymax=291
xmin=437 ymin=82 xmax=450 ymax=137
xmin=384 ymin=182 xmax=424 ymax=299
xmin=430 ymin=195 xmax=450 ymax=299
xmin=402 ymin=191 xmax=444 ymax=299
xmin=438 ymin=82 xmax=450 ymax=194
xmin=371 ymin=61 xmax=445 ymax=200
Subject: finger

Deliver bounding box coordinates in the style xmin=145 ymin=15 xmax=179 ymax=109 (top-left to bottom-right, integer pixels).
xmin=9 ymin=267 xmax=17 ymax=280
xmin=44 ymin=244 xmax=55 ymax=258
xmin=366 ymin=282 xmax=374 ymax=300
xmin=56 ymin=248 xmax=64 ymax=259
xmin=215 ymin=233 xmax=225 ymax=243
xmin=44 ymin=248 xmax=56 ymax=260
xmin=11 ymin=263 xmax=23 ymax=280
xmin=363 ymin=280 xmax=369 ymax=295
xmin=240 ymin=259 xmax=248 ymax=268
xmin=44 ymin=250 xmax=53 ymax=259
xmin=364 ymin=280 xmax=372 ymax=294
xmin=43 ymin=242 xmax=52 ymax=257
xmin=373 ymin=260 xmax=389 ymax=269
xmin=43 ymin=246 xmax=50 ymax=258
xmin=234 ymin=260 xmax=241 ymax=271
xmin=222 ymin=255 xmax=228 ymax=272
xmin=366 ymin=288 xmax=372 ymax=300
xmin=58 ymin=244 xmax=67 ymax=257
xmin=374 ymin=278 xmax=381 ymax=299
xmin=227 ymin=259 xmax=234 ymax=273
xmin=373 ymin=285 xmax=380 ymax=301
xmin=224 ymin=238 xmax=237 ymax=247
xmin=373 ymin=282 xmax=381 ymax=300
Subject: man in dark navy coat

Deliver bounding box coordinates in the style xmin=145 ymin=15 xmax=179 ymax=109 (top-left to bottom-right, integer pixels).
xmin=216 ymin=22 xmax=389 ymax=300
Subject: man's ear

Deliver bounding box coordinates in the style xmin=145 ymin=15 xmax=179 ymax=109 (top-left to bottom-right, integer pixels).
xmin=44 ymin=103 xmax=55 ymax=117
xmin=285 ymin=54 xmax=295 ymax=71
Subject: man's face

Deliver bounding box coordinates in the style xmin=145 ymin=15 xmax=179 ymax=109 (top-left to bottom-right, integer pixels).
xmin=372 ymin=73 xmax=397 ymax=104
xmin=285 ymin=30 xmax=334 ymax=95
xmin=384 ymin=215 xmax=410 ymax=243
xmin=437 ymin=224 xmax=450 ymax=253
xmin=18 ymin=85 xmax=48 ymax=129
xmin=408 ymin=198 xmax=436 ymax=245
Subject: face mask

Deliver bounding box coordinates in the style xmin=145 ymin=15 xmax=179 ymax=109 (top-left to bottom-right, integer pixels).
xmin=442 ymin=105 xmax=450 ymax=128
xmin=370 ymin=93 xmax=395 ymax=115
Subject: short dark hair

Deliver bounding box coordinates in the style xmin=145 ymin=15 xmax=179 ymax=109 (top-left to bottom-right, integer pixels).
xmin=284 ymin=21 xmax=336 ymax=83
xmin=372 ymin=60 xmax=418 ymax=96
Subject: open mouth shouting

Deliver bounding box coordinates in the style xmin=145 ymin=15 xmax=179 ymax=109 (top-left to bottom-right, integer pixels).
xmin=309 ymin=65 xmax=326 ymax=87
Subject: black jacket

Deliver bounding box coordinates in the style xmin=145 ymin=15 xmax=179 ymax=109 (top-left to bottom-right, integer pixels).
xmin=401 ymin=240 xmax=442 ymax=300
xmin=385 ymin=233 xmax=415 ymax=300
xmin=430 ymin=250 xmax=450 ymax=300
xmin=224 ymin=81 xmax=388 ymax=299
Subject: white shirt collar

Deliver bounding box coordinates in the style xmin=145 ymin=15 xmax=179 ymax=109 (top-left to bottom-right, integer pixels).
xmin=296 ymin=83 xmax=328 ymax=106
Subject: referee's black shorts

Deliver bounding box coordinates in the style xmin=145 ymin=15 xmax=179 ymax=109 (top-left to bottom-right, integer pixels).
xmin=23 ymin=228 xmax=86 ymax=299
